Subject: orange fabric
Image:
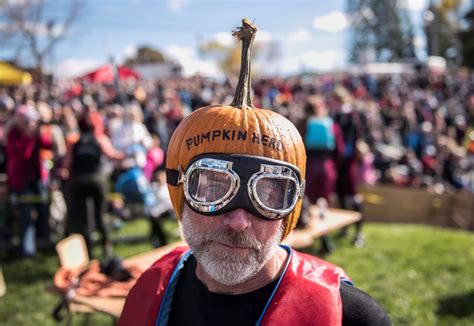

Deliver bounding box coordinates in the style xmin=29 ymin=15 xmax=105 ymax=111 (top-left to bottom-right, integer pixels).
xmin=53 ymin=260 xmax=146 ymax=298
xmin=39 ymin=125 xmax=54 ymax=161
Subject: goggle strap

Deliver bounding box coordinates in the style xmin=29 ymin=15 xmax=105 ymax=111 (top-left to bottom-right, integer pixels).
xmin=166 ymin=168 xmax=180 ymax=186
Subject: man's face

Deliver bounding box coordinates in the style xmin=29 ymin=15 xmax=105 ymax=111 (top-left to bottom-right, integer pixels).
xmin=181 ymin=205 xmax=283 ymax=286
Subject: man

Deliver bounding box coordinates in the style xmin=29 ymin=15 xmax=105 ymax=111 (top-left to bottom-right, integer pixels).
xmin=119 ymin=19 xmax=389 ymax=326
xmin=119 ymin=133 xmax=390 ymax=326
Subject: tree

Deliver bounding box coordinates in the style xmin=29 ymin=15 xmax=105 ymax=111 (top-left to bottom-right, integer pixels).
xmin=458 ymin=7 xmax=474 ymax=68
xmin=424 ymin=0 xmax=462 ymax=63
xmin=0 ymin=0 xmax=82 ymax=79
xmin=199 ymin=38 xmax=244 ymax=75
xmin=347 ymin=0 xmax=416 ymax=63
xmin=124 ymin=46 xmax=167 ymax=66
xmin=199 ymin=36 xmax=278 ymax=76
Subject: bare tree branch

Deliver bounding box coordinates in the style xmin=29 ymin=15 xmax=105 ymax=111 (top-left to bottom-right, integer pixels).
xmin=0 ymin=0 xmax=83 ymax=78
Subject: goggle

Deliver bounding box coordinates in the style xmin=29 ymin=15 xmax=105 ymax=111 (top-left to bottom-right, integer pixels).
xmin=167 ymin=154 xmax=305 ymax=220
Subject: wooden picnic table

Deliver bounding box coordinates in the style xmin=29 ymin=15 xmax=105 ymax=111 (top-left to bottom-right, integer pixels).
xmin=56 ymin=207 xmax=361 ymax=320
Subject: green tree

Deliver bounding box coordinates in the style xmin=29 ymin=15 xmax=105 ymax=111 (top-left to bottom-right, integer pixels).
xmin=124 ymin=46 xmax=167 ymax=66
xmin=347 ymin=0 xmax=416 ymax=63
xmin=198 ymin=36 xmax=277 ymax=76
xmin=458 ymin=8 xmax=474 ymax=68
xmin=424 ymin=0 xmax=462 ymax=63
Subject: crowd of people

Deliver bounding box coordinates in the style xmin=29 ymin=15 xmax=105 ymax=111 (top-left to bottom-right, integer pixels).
xmin=0 ymin=66 xmax=473 ymax=258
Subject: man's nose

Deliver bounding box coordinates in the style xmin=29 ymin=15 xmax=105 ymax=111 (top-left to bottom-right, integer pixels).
xmin=223 ymin=208 xmax=252 ymax=232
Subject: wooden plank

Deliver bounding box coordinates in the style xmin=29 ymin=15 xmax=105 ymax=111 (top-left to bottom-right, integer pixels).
xmin=69 ymin=241 xmax=186 ymax=318
xmin=284 ymin=208 xmax=361 ymax=248
xmin=0 ymin=266 xmax=5 ymax=297
xmin=72 ymin=296 xmax=125 ymax=318
xmin=361 ymin=185 xmax=473 ymax=230
xmin=451 ymin=207 xmax=474 ymax=230
xmin=361 ymin=185 xmax=438 ymax=223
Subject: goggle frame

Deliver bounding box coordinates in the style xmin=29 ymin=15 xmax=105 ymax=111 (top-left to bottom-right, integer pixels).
xmin=178 ymin=155 xmax=305 ymax=220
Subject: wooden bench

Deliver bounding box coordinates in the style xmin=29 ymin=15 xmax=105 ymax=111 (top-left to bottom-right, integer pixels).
xmin=360 ymin=184 xmax=474 ymax=230
xmin=54 ymin=208 xmax=361 ymax=320
xmin=284 ymin=207 xmax=362 ymax=248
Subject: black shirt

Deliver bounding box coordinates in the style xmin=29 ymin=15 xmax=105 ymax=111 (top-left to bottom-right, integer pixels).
xmin=168 ymin=255 xmax=391 ymax=326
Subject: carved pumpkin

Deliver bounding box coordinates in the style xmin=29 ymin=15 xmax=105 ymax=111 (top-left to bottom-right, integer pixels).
xmin=166 ymin=19 xmax=306 ymax=239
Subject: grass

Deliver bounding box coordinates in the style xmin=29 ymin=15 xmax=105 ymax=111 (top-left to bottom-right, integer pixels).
xmin=0 ymin=221 xmax=473 ymax=325
xmin=317 ymin=224 xmax=474 ymax=326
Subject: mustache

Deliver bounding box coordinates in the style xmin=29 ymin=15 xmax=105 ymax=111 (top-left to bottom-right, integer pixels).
xmin=202 ymin=229 xmax=262 ymax=251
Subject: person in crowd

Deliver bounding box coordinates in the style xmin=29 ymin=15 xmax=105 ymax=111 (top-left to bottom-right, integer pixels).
xmin=37 ymin=101 xmax=67 ymax=185
xmin=118 ymin=85 xmax=390 ymax=325
xmin=0 ymin=91 xmax=15 ymax=174
xmin=109 ymin=102 xmax=152 ymax=170
xmin=148 ymin=166 xmax=174 ymax=247
xmin=107 ymin=102 xmax=153 ymax=218
xmin=143 ymin=134 xmax=165 ymax=182
xmin=302 ymin=95 xmax=345 ymax=203
xmin=66 ymin=109 xmax=124 ymax=259
xmin=300 ymin=95 xmax=345 ymax=251
xmin=334 ymin=92 xmax=366 ymax=247
xmin=5 ymin=104 xmax=52 ymax=258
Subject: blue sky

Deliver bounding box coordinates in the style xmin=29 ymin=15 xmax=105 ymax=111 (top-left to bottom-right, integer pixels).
xmin=6 ymin=0 xmax=433 ymax=78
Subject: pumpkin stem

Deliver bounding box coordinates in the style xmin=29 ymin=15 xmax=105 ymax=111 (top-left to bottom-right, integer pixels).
xmin=230 ymin=18 xmax=257 ymax=109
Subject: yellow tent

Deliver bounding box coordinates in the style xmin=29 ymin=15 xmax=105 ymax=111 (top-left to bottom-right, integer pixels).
xmin=0 ymin=62 xmax=32 ymax=85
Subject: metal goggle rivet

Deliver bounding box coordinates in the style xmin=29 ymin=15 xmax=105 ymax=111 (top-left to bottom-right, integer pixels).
xmin=177 ymin=165 xmax=186 ymax=185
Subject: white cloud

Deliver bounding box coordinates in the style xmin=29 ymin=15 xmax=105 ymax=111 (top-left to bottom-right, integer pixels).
xmin=256 ymin=30 xmax=272 ymax=43
xmin=277 ymin=50 xmax=345 ymax=75
xmin=0 ymin=23 xmax=15 ymax=33
xmin=167 ymin=0 xmax=188 ymax=12
xmin=300 ymin=50 xmax=345 ymax=70
xmin=164 ymin=45 xmax=223 ymax=79
xmin=398 ymin=0 xmax=428 ymax=12
xmin=313 ymin=11 xmax=348 ymax=33
xmin=287 ymin=29 xmax=311 ymax=42
xmin=54 ymin=58 xmax=101 ymax=79
xmin=212 ymin=32 xmax=235 ymax=47
xmin=116 ymin=44 xmax=138 ymax=63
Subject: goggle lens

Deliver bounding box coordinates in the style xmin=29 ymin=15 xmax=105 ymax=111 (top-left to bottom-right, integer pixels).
xmin=188 ymin=169 xmax=232 ymax=203
xmin=254 ymin=177 xmax=297 ymax=210
xmin=174 ymin=154 xmax=304 ymax=220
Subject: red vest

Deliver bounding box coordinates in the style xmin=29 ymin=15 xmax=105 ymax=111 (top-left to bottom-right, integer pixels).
xmin=119 ymin=246 xmax=348 ymax=326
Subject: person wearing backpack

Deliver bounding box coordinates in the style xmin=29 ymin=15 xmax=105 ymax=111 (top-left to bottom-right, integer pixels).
xmin=300 ymin=96 xmax=345 ymax=252
xmin=66 ymin=109 xmax=124 ymax=259
xmin=303 ymin=96 xmax=345 ymax=204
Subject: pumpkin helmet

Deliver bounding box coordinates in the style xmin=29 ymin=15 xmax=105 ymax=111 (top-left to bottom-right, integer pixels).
xmin=166 ymin=19 xmax=306 ymax=240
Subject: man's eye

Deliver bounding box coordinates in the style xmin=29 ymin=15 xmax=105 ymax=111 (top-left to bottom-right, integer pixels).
xmin=259 ymin=190 xmax=275 ymax=202
xmin=207 ymin=183 xmax=228 ymax=197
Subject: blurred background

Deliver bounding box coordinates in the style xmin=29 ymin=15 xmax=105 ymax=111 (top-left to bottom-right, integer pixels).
xmin=0 ymin=0 xmax=473 ymax=325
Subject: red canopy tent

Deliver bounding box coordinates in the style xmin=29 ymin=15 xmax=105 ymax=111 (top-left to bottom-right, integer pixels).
xmin=77 ymin=65 xmax=140 ymax=84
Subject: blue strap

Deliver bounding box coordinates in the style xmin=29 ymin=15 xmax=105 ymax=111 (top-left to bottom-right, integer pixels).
xmin=255 ymin=244 xmax=293 ymax=326
xmin=155 ymin=250 xmax=192 ymax=326
xmin=341 ymin=277 xmax=354 ymax=287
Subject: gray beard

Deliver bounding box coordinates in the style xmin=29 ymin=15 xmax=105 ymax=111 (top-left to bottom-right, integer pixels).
xmin=181 ymin=213 xmax=283 ymax=286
